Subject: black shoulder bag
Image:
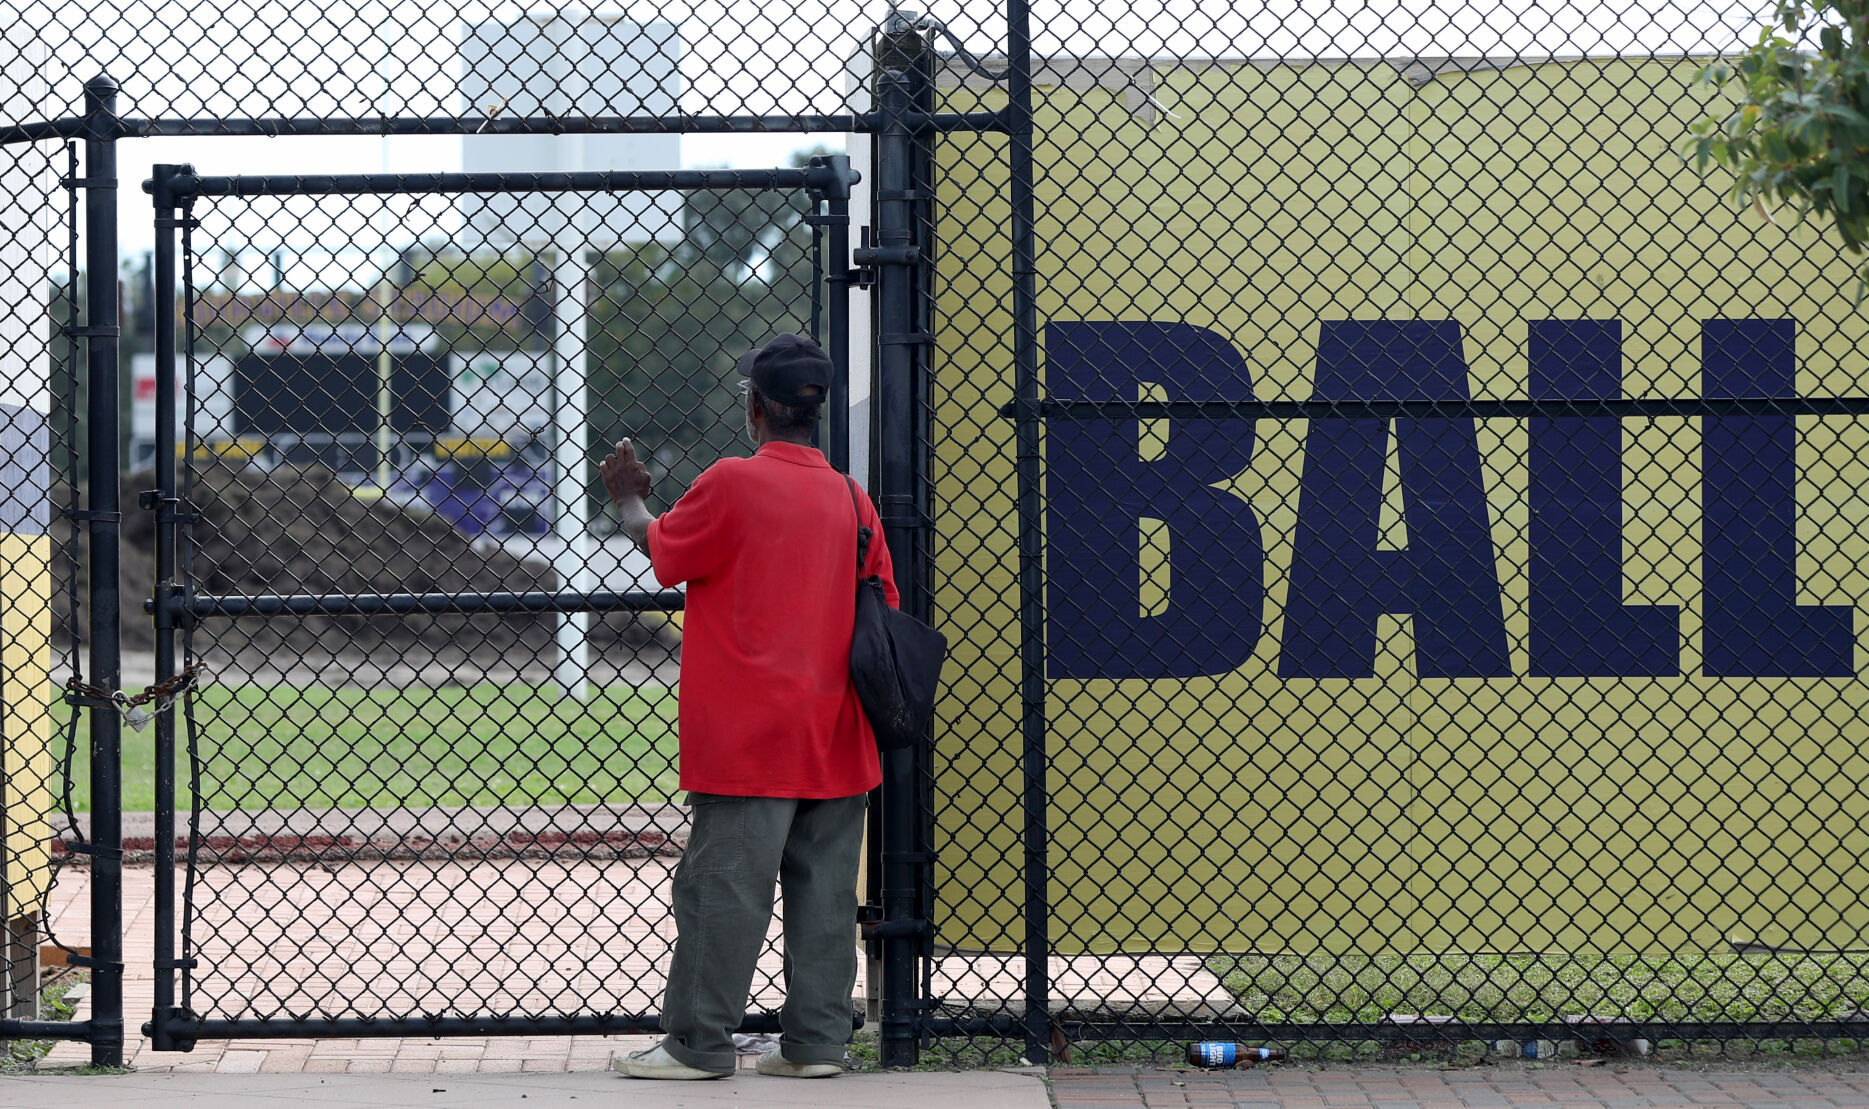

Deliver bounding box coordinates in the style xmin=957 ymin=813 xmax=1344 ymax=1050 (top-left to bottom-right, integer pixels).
xmin=845 ymin=477 xmax=948 ymax=752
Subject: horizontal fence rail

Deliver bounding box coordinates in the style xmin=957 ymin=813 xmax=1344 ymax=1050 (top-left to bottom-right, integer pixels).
xmin=165 ymin=168 xmax=859 ymax=199
xmin=153 ymin=590 xmax=686 ymax=618
xmin=1000 ymin=398 xmax=1869 ymax=419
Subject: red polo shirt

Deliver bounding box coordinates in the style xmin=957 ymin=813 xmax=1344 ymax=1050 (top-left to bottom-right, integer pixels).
xmin=647 ymin=441 xmax=898 ymax=798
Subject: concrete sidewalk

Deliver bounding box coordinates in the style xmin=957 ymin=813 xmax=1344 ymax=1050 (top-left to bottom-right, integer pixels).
xmin=0 ymin=1068 xmax=1050 ymax=1109
xmin=1050 ymin=1064 xmax=1869 ymax=1108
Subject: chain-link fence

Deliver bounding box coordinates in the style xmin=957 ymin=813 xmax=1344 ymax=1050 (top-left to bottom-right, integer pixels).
xmin=0 ymin=132 xmax=67 ymax=1048
xmin=923 ymin=12 xmax=1869 ymax=1065
xmin=7 ymin=0 xmax=1869 ymax=1074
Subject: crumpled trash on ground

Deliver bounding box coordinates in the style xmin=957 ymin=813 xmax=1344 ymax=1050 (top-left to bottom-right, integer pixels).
xmin=732 ymin=1032 xmax=782 ymax=1055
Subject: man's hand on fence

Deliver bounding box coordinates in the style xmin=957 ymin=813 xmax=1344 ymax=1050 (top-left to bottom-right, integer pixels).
xmin=600 ymin=438 xmax=657 ymax=552
xmin=601 ymin=438 xmax=653 ymax=505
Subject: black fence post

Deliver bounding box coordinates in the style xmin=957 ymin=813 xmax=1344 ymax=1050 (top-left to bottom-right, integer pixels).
xmin=1003 ymin=0 xmax=1049 ymax=1068
xmin=81 ymin=73 xmax=125 ymax=1069
xmin=819 ymin=154 xmax=854 ymax=475
xmin=871 ymin=24 xmax=933 ymax=1070
xmin=145 ymin=163 xmax=189 ymax=1052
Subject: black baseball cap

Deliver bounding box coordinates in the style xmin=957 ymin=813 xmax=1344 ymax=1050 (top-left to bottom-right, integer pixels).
xmin=736 ymin=333 xmax=832 ymax=407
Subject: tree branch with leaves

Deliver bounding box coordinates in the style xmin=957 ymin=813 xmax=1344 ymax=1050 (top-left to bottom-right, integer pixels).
xmin=1694 ymin=0 xmax=1869 ymax=297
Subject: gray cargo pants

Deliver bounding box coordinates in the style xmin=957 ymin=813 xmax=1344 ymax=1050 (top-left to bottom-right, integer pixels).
xmin=658 ymin=791 xmax=868 ymax=1073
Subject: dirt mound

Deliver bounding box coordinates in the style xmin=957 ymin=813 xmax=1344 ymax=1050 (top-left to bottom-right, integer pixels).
xmin=51 ymin=461 xmax=674 ymax=664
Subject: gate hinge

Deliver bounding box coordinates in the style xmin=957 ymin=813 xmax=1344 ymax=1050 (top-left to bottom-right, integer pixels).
xmin=146 ymin=1007 xmax=200 ymax=1053
xmin=58 ymin=841 xmax=123 ymax=862
xmin=139 ymin=490 xmax=198 ymax=522
xmin=861 ymin=918 xmax=933 ymax=941
xmin=62 ymin=951 xmax=120 ymax=970
xmin=154 ymin=958 xmax=199 ymax=970
xmin=853 ymin=245 xmax=923 ymax=268
xmin=846 ymin=227 xmax=925 ymax=289
xmin=150 ymin=582 xmax=197 ymax=629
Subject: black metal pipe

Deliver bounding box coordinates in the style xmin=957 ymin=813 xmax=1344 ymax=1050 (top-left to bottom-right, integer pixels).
xmin=1005 ymin=0 xmax=1049 ymax=1068
xmin=106 ymin=111 xmax=1011 ymax=142
xmin=81 ymin=74 xmax=125 ymax=1068
xmin=0 ymin=1019 xmax=102 ymax=1041
xmin=143 ymin=1012 xmax=861 ymax=1041
xmin=907 ymin=41 xmax=942 ymax=1001
xmin=147 ymin=163 xmax=184 ymax=1052
xmin=6 ymin=109 xmax=1013 ymax=148
xmin=158 ymin=589 xmax=686 ymax=618
xmin=823 ymin=155 xmax=854 ymax=474
xmin=0 ymin=116 xmax=89 ymax=144
xmin=998 ymin=397 xmax=1869 ymax=420
xmin=1049 ymin=1019 xmax=1869 ymax=1043
xmin=920 ymin=1016 xmax=1029 ymax=1036
xmin=170 ymin=167 xmax=851 ymax=200
xmin=922 ymin=1016 xmax=1869 ymax=1044
xmin=809 ymin=193 xmax=824 ymax=351
xmin=872 ymin=33 xmax=930 ymax=1070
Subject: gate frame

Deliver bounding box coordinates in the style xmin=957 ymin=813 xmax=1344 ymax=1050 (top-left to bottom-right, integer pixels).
xmin=141 ymin=160 xmax=880 ymax=1052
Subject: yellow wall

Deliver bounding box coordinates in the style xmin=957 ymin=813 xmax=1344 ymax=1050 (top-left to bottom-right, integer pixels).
xmin=931 ymin=57 xmax=1869 ymax=955
xmin=3 ymin=531 xmax=52 ymax=923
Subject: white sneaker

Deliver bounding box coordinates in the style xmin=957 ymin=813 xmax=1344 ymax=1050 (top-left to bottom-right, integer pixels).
xmin=755 ymin=1048 xmax=843 ymax=1078
xmin=611 ymin=1043 xmax=733 ymax=1080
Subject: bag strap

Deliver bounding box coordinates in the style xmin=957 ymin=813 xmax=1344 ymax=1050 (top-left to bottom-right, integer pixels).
xmin=845 ymin=476 xmax=873 ymax=574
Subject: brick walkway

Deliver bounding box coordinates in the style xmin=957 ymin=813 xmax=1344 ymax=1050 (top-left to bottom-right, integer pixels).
xmin=1049 ymin=1066 xmax=1869 ymax=1108
xmin=42 ymin=859 xmax=686 ymax=1073
xmin=38 ymin=860 xmax=1233 ymax=1073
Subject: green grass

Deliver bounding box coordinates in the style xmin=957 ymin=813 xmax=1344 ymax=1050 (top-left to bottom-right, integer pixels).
xmin=52 ymin=683 xmax=681 ymax=812
xmin=1208 ymin=952 xmax=1869 ymax=1025
xmin=0 ymin=973 xmax=89 ymax=1074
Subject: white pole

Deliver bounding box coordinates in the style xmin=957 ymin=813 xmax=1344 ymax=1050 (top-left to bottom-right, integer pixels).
xmin=372 ymin=23 xmax=394 ymax=487
xmin=372 ymin=142 xmax=394 ymax=489
xmin=552 ymin=236 xmax=591 ymax=701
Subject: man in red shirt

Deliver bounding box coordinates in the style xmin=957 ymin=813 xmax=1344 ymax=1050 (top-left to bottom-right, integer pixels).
xmin=599 ymin=333 xmax=898 ymax=1081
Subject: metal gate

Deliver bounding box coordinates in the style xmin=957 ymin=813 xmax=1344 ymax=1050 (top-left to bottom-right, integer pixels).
xmin=141 ymin=159 xmax=864 ymax=1048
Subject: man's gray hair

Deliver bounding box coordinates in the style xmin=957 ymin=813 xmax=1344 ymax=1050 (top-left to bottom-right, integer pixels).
xmin=750 ymin=383 xmax=823 ymax=434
